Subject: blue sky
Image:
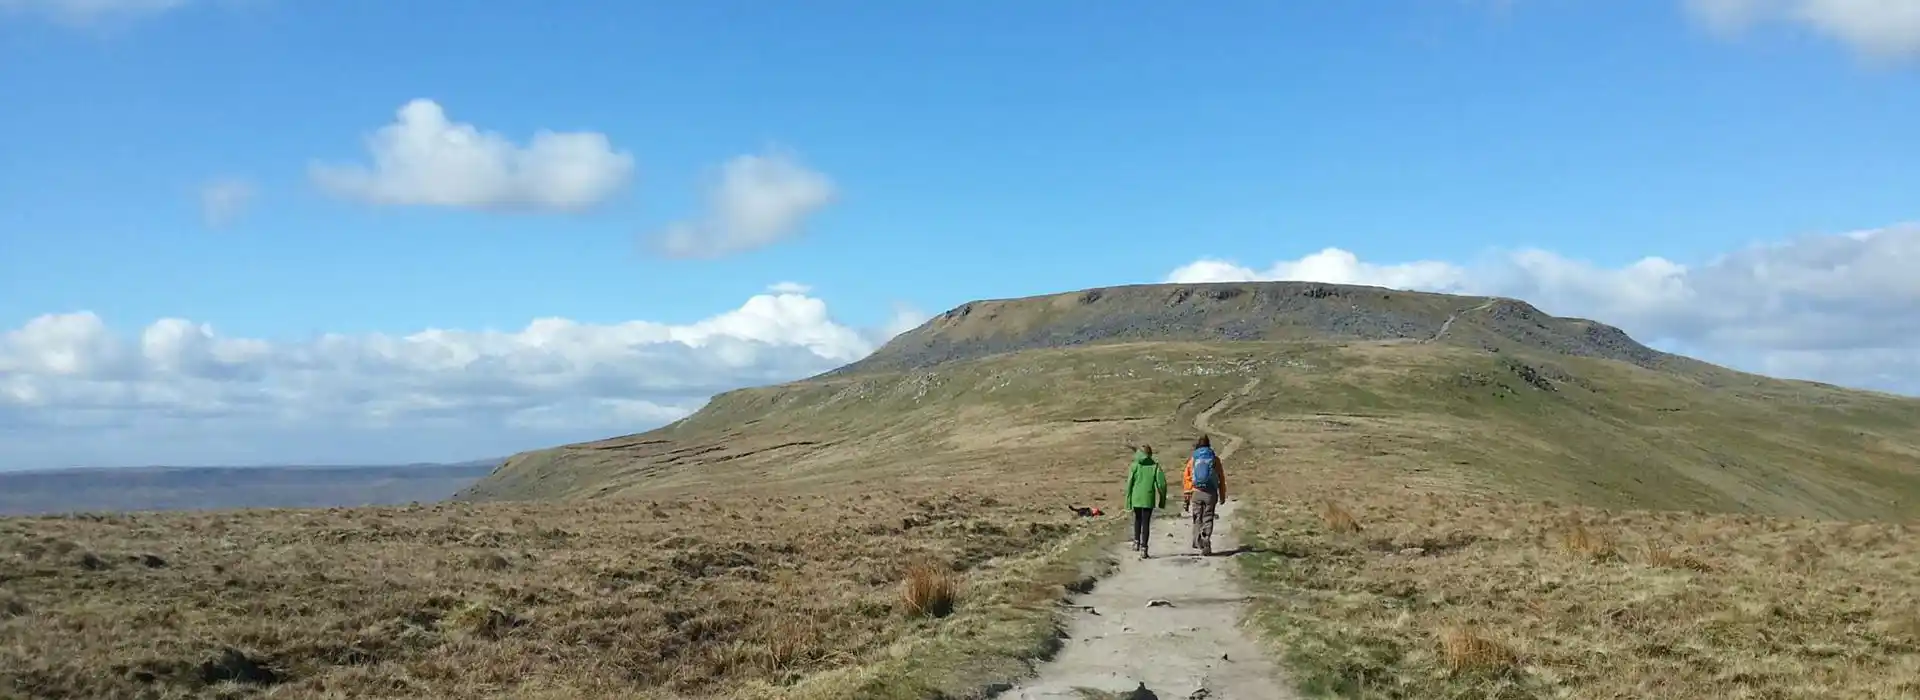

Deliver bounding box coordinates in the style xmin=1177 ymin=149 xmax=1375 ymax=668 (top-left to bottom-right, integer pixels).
xmin=2 ymin=0 xmax=1917 ymax=469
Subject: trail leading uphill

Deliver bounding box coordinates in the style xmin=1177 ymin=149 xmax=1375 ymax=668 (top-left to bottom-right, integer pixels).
xmin=1004 ymin=379 xmax=1295 ymax=699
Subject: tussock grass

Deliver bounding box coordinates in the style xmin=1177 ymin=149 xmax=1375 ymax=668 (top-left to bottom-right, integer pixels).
xmin=1557 ymin=522 xmax=1618 ymax=562
xmin=1643 ymin=544 xmax=1712 ymax=572
xmin=1319 ymin=500 xmax=1363 ymax=534
xmin=445 ymin=600 xmax=521 ymax=640
xmin=467 ymin=551 xmax=512 ymax=571
xmin=1436 ymin=626 xmax=1517 ymax=676
xmin=899 ymin=561 xmax=960 ymax=619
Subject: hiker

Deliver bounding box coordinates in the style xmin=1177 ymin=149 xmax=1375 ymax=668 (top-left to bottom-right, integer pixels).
xmin=1124 ymin=445 xmax=1168 ymax=559
xmin=1183 ymin=435 xmax=1228 ymax=555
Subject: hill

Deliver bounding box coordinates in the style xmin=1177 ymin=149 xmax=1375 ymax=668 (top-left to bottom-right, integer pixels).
xmin=828 ymin=281 xmax=1676 ymax=375
xmin=0 ymin=461 xmax=500 ymax=516
xmin=10 ymin=281 xmax=1918 ymax=699
xmin=459 ymin=281 xmax=1920 ymax=521
xmin=444 ymin=280 xmax=1920 ymax=697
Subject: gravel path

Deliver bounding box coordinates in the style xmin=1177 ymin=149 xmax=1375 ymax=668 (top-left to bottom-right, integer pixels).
xmin=1002 ymin=379 xmax=1295 ymax=699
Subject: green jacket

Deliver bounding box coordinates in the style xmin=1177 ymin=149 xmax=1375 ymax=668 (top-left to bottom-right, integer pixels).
xmin=1125 ymin=451 xmax=1168 ymax=510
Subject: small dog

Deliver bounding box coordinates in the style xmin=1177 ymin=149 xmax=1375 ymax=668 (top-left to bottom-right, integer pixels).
xmin=1068 ymin=505 xmax=1104 ymax=518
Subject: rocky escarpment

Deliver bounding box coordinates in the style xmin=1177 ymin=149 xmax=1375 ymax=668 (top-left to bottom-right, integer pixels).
xmin=831 ymin=281 xmax=1672 ymax=376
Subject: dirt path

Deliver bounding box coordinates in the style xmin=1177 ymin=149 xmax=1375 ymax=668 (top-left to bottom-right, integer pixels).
xmin=1003 ymin=379 xmax=1294 ymax=699
xmin=1426 ymin=299 xmax=1498 ymax=343
xmin=1193 ymin=378 xmax=1258 ymax=452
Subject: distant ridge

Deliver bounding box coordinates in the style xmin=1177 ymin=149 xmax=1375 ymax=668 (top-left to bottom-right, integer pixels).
xmin=4 ymin=457 xmax=504 ymax=475
xmin=0 ymin=460 xmax=502 ymax=516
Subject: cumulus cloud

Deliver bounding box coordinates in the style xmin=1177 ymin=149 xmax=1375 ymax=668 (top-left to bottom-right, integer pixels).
xmin=310 ymin=99 xmax=635 ymax=212
xmin=0 ymin=288 xmax=922 ymax=469
xmin=1169 ymin=248 xmax=1474 ymax=293
xmin=1685 ymin=0 xmax=1920 ymax=59
xmin=653 ymin=149 xmax=837 ymax=259
xmin=877 ymin=303 xmax=931 ymax=342
xmin=1167 ymin=224 xmax=1920 ymax=395
xmin=199 ymin=179 xmax=255 ymax=228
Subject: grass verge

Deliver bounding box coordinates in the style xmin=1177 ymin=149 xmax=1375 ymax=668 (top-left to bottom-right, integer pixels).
xmin=1233 ymin=494 xmax=1920 ymax=699
xmin=745 ymin=521 xmax=1122 ymax=700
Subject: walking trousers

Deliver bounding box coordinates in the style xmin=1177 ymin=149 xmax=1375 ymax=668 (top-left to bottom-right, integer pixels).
xmin=1190 ymin=488 xmax=1219 ymax=553
xmin=1131 ymin=507 xmax=1154 ymax=549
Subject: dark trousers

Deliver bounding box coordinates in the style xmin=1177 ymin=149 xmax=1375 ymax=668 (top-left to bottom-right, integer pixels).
xmin=1131 ymin=507 xmax=1154 ymax=550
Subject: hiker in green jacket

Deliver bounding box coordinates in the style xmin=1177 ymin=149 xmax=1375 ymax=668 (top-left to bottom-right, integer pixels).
xmin=1125 ymin=445 xmax=1169 ymax=559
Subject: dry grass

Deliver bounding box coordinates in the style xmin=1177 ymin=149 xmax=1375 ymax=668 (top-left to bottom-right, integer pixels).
xmin=9 ymin=335 xmax=1918 ymax=699
xmin=1436 ymin=626 xmax=1517 ymax=676
xmin=0 ymin=589 xmax=26 ymax=618
xmin=1319 ymin=500 xmax=1363 ymax=534
xmin=1557 ymin=522 xmax=1618 ymax=562
xmin=1643 ymin=544 xmax=1712 ymax=572
xmin=1087 ymin=338 xmax=1920 ymax=697
xmin=0 ymin=488 xmax=1110 ymax=699
xmin=1232 ymin=456 xmax=1920 ymax=699
xmin=899 ymin=561 xmax=960 ymax=619
xmin=1 ymin=342 xmax=1250 ymax=699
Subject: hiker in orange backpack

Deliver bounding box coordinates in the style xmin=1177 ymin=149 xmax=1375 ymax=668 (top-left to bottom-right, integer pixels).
xmin=1183 ymin=435 xmax=1228 ymax=555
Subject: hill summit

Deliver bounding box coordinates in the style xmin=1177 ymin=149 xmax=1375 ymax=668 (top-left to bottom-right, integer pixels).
xmin=833 ymin=281 xmax=1671 ymax=376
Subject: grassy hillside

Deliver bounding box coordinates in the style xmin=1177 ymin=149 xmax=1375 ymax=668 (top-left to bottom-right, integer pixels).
xmin=468 ymin=281 xmax=1919 ymax=517
xmin=458 ymin=340 xmax=1258 ymax=505
xmin=9 ymin=281 xmax=1918 ymax=699
xmin=463 ymin=338 xmax=1920 ymax=522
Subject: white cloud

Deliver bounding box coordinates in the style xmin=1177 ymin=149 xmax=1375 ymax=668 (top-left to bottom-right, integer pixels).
xmin=199 ymin=178 xmax=255 ymax=228
xmin=310 ymin=99 xmax=635 ymax=212
xmin=0 ymin=288 xmax=924 ymax=469
xmin=653 ymin=149 xmax=837 ymax=259
xmin=767 ymin=281 xmax=813 ymax=295
xmin=1168 ymin=248 xmax=1474 ymax=292
xmin=1166 ymin=223 xmax=1920 ymax=395
xmin=1685 ymin=0 xmax=1920 ymax=59
xmin=877 ymin=303 xmax=930 ymax=342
